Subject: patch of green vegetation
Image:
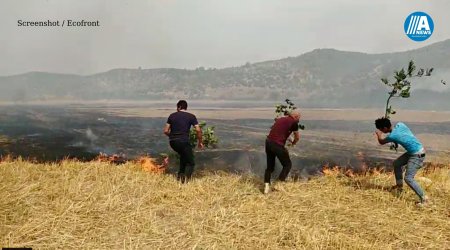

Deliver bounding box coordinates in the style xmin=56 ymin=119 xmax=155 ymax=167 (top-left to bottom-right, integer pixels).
xmin=275 ymin=99 xmax=305 ymax=130
xmin=190 ymin=121 xmax=219 ymax=148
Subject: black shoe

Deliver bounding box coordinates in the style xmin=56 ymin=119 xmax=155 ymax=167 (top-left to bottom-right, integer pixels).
xmin=389 ymin=184 xmax=403 ymax=192
xmin=177 ymin=175 xmax=186 ymax=184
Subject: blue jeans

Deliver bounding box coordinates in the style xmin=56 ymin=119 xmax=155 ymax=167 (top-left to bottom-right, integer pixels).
xmin=393 ymin=153 xmax=425 ymax=201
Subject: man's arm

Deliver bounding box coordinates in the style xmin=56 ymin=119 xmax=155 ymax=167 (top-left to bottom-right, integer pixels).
xmin=291 ymin=131 xmax=300 ymax=145
xmin=287 ymin=122 xmax=300 ymax=146
xmin=194 ymin=124 xmax=204 ymax=149
xmin=375 ymin=130 xmax=389 ymax=145
xmin=163 ymin=123 xmax=171 ymax=136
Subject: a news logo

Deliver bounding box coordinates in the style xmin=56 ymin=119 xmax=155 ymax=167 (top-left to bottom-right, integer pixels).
xmin=404 ymin=12 xmax=434 ymax=42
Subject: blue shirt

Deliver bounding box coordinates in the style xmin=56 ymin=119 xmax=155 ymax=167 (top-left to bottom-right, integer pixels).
xmin=386 ymin=122 xmax=424 ymax=154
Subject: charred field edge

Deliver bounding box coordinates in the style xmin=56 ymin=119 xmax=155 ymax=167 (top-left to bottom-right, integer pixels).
xmin=1 ymin=106 xmax=449 ymax=180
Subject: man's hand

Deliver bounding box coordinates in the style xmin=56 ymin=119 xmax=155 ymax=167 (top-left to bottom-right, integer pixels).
xmin=375 ymin=130 xmax=388 ymax=145
xmin=375 ymin=130 xmax=383 ymax=137
xmin=289 ymin=131 xmax=300 ymax=147
xmin=194 ymin=124 xmax=203 ymax=149
xmin=163 ymin=124 xmax=171 ymax=136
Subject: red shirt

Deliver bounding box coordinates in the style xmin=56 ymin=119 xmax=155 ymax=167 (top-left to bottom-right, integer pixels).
xmin=267 ymin=116 xmax=299 ymax=146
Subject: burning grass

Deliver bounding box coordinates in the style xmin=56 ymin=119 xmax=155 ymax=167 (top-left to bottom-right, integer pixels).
xmin=0 ymin=159 xmax=449 ymax=249
xmin=96 ymin=153 xmax=169 ymax=174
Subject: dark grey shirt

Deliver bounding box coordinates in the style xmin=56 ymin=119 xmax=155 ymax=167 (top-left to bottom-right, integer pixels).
xmin=167 ymin=111 xmax=198 ymax=142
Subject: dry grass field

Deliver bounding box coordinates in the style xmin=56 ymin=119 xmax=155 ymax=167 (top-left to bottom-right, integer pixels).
xmin=1 ymin=159 xmax=449 ymax=249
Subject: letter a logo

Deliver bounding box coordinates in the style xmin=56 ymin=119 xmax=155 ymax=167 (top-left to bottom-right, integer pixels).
xmin=416 ymin=16 xmax=430 ymax=31
xmin=404 ymin=12 xmax=434 ymax=42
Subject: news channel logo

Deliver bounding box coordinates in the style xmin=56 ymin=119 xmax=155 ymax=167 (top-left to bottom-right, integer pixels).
xmin=404 ymin=12 xmax=434 ymax=42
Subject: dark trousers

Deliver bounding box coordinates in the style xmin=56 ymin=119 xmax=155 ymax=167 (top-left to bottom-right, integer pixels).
xmin=170 ymin=140 xmax=195 ymax=183
xmin=264 ymin=139 xmax=292 ymax=183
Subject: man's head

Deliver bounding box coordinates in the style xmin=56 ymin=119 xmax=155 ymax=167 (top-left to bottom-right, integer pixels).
xmin=289 ymin=109 xmax=301 ymax=122
xmin=177 ymin=100 xmax=188 ymax=111
xmin=375 ymin=117 xmax=392 ymax=133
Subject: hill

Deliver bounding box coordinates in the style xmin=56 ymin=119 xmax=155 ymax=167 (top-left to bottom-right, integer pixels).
xmin=1 ymin=160 xmax=449 ymax=249
xmin=1 ymin=40 xmax=450 ymax=109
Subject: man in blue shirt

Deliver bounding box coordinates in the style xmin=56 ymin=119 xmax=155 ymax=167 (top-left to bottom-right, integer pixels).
xmin=375 ymin=117 xmax=429 ymax=206
xmin=164 ymin=100 xmax=203 ymax=183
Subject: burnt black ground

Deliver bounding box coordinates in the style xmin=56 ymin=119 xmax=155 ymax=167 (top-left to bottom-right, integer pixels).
xmin=0 ymin=105 xmax=448 ymax=178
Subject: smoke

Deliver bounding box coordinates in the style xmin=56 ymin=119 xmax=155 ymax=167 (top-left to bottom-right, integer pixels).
xmin=86 ymin=127 xmax=98 ymax=142
xmin=84 ymin=127 xmax=118 ymax=156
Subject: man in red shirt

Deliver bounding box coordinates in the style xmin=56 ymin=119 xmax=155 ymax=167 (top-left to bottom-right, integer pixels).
xmin=264 ymin=110 xmax=301 ymax=194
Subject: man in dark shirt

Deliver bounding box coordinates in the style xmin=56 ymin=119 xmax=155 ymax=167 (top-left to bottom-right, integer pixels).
xmin=264 ymin=110 xmax=301 ymax=194
xmin=164 ymin=100 xmax=203 ymax=183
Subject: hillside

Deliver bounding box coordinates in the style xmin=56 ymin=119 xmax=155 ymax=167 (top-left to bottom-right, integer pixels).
xmin=1 ymin=39 xmax=450 ymax=109
xmin=1 ymin=160 xmax=449 ymax=249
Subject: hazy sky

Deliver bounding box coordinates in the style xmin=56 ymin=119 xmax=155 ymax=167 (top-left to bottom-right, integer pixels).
xmin=1 ymin=0 xmax=450 ymax=76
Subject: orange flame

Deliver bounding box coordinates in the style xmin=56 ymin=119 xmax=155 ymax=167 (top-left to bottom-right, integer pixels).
xmin=322 ymin=165 xmax=341 ymax=176
xmin=322 ymin=163 xmax=387 ymax=178
xmin=95 ymin=153 xmax=168 ymax=174
xmin=344 ymin=169 xmax=355 ymax=177
xmin=96 ymin=152 xmax=126 ymax=163
xmin=370 ymin=168 xmax=383 ymax=176
xmin=356 ymin=151 xmax=368 ymax=173
xmin=138 ymin=156 xmax=168 ymax=174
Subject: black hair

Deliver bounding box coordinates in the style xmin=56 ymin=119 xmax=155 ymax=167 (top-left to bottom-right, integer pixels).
xmin=375 ymin=117 xmax=391 ymax=130
xmin=177 ymin=100 xmax=188 ymax=110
